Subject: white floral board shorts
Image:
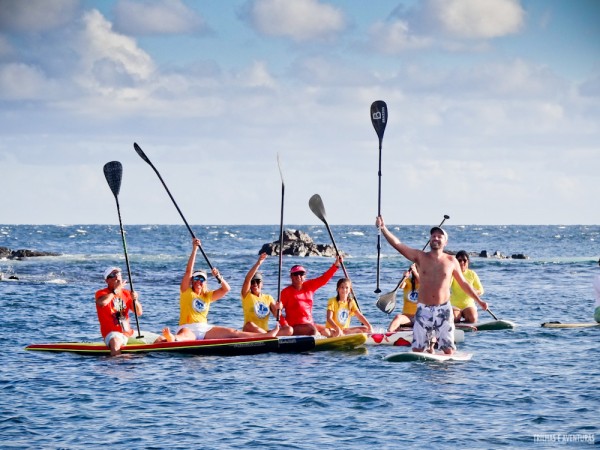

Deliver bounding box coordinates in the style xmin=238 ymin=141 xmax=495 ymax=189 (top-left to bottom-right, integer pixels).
xmin=412 ymin=302 xmax=456 ymax=352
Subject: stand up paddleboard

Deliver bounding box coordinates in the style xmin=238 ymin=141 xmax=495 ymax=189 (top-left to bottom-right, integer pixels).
xmin=384 ymin=351 xmax=473 ymax=363
xmin=541 ymin=321 xmax=600 ymax=329
xmin=456 ymin=319 xmax=516 ymax=331
xmin=25 ymin=334 xmax=366 ymax=356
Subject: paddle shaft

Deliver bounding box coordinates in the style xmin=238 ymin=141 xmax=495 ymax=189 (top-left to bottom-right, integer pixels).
xmin=375 ymin=138 xmax=383 ymax=293
xmin=134 ymin=143 xmax=221 ymax=283
xmin=113 ymin=195 xmax=143 ymax=338
xmin=486 ymin=308 xmax=499 ymax=321
xmin=323 ymin=221 xmax=361 ymax=312
xmin=276 ymin=155 xmax=285 ymax=320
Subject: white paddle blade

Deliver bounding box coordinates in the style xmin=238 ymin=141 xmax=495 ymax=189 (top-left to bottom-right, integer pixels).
xmin=376 ymin=291 xmax=396 ymax=314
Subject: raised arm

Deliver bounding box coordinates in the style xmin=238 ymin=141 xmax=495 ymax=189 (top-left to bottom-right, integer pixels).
xmin=242 ymin=253 xmax=267 ymax=298
xmin=376 ymin=216 xmax=422 ymax=263
xmin=210 ymin=267 xmax=230 ymax=301
xmin=180 ymin=237 xmax=201 ymax=293
xmin=452 ymin=260 xmax=487 ymax=311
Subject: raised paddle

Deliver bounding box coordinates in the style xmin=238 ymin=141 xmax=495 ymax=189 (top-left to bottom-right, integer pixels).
xmin=133 ymin=142 xmax=222 ymax=283
xmin=376 ymin=214 xmax=450 ymax=314
xmin=371 ymin=100 xmax=388 ymax=294
xmin=308 ymin=193 xmax=361 ymax=312
xmin=276 ymin=154 xmax=285 ymax=320
xmin=103 ymin=161 xmax=143 ymax=338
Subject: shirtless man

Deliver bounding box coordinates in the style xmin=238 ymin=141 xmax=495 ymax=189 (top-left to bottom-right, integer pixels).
xmin=376 ymin=216 xmax=485 ymax=354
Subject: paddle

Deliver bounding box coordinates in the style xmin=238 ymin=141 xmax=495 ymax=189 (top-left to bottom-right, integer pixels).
xmin=308 ymin=194 xmax=361 ymax=312
xmin=133 ymin=142 xmax=221 ymax=283
xmin=103 ymin=161 xmax=143 ymax=338
xmin=486 ymin=308 xmax=499 ymax=321
xmin=276 ymin=154 xmax=285 ymax=320
xmin=375 ymin=214 xmax=450 ymax=314
xmin=371 ymin=100 xmax=388 ymax=293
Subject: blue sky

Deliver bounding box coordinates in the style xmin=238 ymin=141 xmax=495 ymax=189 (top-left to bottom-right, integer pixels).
xmin=0 ymin=0 xmax=598 ymax=225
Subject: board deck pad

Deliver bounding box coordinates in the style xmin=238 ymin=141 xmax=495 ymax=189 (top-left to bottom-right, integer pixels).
xmin=385 ymin=351 xmax=473 ymax=363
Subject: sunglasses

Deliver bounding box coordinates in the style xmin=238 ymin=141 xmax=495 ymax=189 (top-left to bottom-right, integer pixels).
xmin=192 ymin=276 xmax=206 ymax=282
xmin=457 ymin=258 xmax=468 ymax=262
xmin=251 ymin=279 xmax=262 ymax=285
xmin=291 ymin=272 xmax=305 ymax=277
xmin=107 ymin=272 xmax=120 ymax=279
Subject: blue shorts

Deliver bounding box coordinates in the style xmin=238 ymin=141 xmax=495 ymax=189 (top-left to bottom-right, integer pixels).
xmin=412 ymin=302 xmax=456 ymax=352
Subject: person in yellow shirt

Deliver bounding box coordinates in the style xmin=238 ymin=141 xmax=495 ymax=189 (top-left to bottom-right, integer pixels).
xmin=160 ymin=238 xmax=279 ymax=342
xmin=325 ymin=278 xmax=373 ymax=336
xmin=241 ymin=253 xmax=292 ymax=336
xmin=451 ymin=250 xmax=488 ymax=323
xmin=387 ymin=264 xmax=420 ymax=331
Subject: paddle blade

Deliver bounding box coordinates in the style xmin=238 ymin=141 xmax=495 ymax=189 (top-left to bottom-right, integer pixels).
xmin=370 ymin=100 xmax=388 ymax=141
xmin=376 ymin=291 xmax=396 ymax=314
xmin=103 ymin=161 xmax=123 ymax=198
xmin=133 ymin=142 xmax=152 ymax=165
xmin=308 ymin=194 xmax=327 ymax=224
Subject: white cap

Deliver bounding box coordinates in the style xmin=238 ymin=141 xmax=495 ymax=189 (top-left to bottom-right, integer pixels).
xmin=103 ymin=267 xmax=121 ymax=280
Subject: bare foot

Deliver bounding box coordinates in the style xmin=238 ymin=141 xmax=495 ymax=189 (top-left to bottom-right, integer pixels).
xmin=162 ymin=327 xmax=176 ymax=342
xmin=265 ymin=324 xmax=280 ymax=337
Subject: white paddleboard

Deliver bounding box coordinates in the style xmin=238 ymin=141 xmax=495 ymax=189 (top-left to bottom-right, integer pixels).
xmin=384 ymin=350 xmax=473 ymax=363
xmin=541 ymin=322 xmax=600 ymax=329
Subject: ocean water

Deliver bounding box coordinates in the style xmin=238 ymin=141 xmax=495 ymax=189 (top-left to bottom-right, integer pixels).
xmin=1 ymin=224 xmax=599 ymax=449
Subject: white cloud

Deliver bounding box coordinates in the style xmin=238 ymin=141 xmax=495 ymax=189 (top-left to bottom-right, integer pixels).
xmin=428 ymin=0 xmax=525 ymax=39
xmin=243 ymin=0 xmax=346 ymax=42
xmin=368 ymin=20 xmax=432 ymax=54
xmin=76 ymin=10 xmax=155 ymax=92
xmin=113 ymin=0 xmax=210 ymax=35
xmin=235 ymin=61 xmax=277 ymax=89
xmin=0 ymin=62 xmax=58 ymax=100
xmin=0 ymin=0 xmax=79 ymax=33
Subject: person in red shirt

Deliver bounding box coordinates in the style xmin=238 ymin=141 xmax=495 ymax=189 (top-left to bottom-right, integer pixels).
xmin=280 ymin=256 xmax=341 ymax=335
xmin=95 ymin=267 xmax=142 ymax=356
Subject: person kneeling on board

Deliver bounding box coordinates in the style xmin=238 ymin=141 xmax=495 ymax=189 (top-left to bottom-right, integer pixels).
xmin=450 ymin=250 xmax=488 ymax=323
xmin=158 ymin=238 xmax=279 ymax=342
xmin=387 ymin=264 xmax=420 ymax=331
xmin=376 ymin=217 xmax=484 ymax=355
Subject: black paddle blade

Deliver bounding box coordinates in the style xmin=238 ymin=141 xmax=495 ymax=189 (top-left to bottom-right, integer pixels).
xmin=133 ymin=142 xmax=152 ymax=165
xmin=103 ymin=161 xmax=123 ymax=198
xmin=308 ymin=194 xmax=327 ymax=223
xmin=376 ymin=291 xmax=396 ymax=314
xmin=370 ymin=100 xmax=388 ymax=141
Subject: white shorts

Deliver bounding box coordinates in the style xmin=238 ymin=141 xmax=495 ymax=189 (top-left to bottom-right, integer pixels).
xmin=177 ymin=322 xmax=214 ymax=340
xmin=412 ymin=302 xmax=456 ymax=352
xmin=104 ymin=331 xmax=128 ymax=348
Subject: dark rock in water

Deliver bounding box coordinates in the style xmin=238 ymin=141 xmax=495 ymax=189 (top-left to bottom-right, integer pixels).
xmin=0 ymin=247 xmax=60 ymax=259
xmin=511 ymin=253 xmax=529 ymax=259
xmin=259 ymin=229 xmax=344 ymax=257
xmin=479 ymin=250 xmax=489 ymax=258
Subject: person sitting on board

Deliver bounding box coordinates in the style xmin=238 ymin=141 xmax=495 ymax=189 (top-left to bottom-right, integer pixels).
xmin=450 ymin=250 xmax=488 ymax=323
xmin=387 ymin=264 xmax=420 ymax=331
xmin=594 ymin=257 xmax=600 ymax=323
xmin=241 ymin=253 xmax=293 ymax=336
xmin=280 ymin=257 xmax=342 ymax=336
xmin=160 ymin=238 xmax=279 ymax=342
xmin=95 ymin=267 xmax=144 ymax=356
xmin=376 ymin=217 xmax=485 ymax=355
xmin=325 ymin=278 xmax=373 ymax=336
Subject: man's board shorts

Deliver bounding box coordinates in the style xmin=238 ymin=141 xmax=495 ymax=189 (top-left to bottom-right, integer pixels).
xmin=412 ymin=301 xmax=456 ymax=352
xmin=177 ymin=322 xmax=214 ymax=340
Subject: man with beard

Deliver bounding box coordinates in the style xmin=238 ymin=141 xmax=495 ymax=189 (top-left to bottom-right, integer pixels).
xmin=375 ymin=217 xmax=484 ymax=355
